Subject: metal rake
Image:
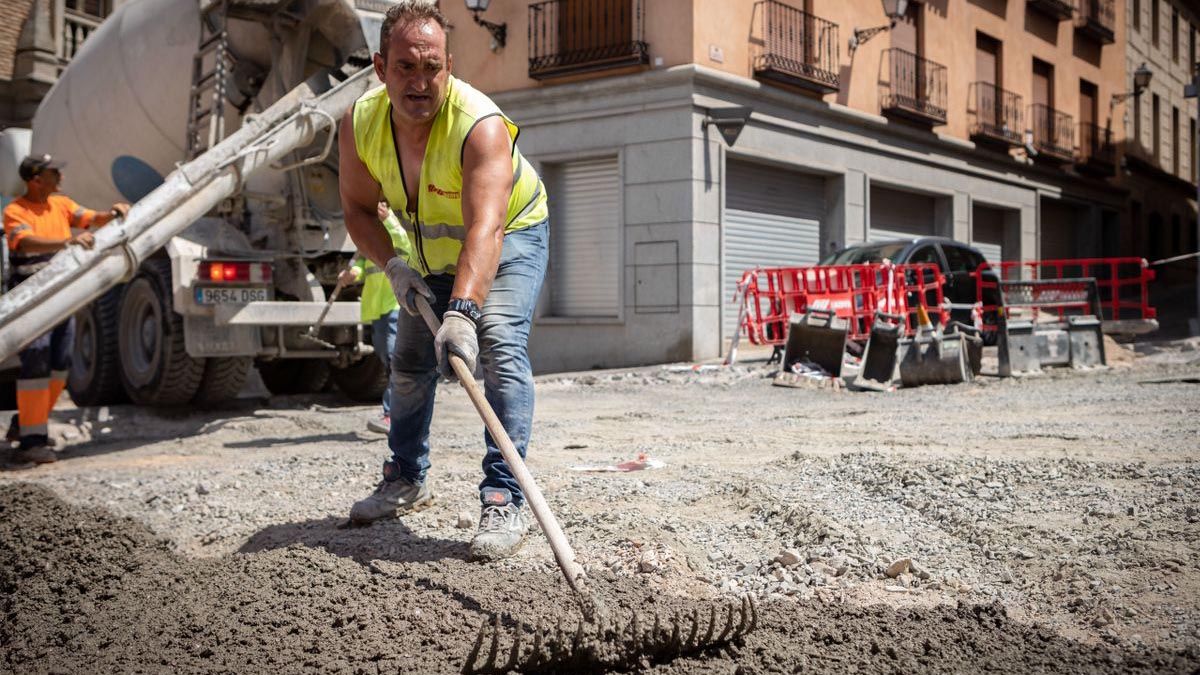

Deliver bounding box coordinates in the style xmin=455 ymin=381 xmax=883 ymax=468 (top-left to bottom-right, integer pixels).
xmin=462 ymin=596 xmax=758 ymax=674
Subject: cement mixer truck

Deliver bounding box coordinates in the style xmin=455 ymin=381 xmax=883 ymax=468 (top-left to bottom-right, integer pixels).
xmin=0 ymin=0 xmax=395 ymax=407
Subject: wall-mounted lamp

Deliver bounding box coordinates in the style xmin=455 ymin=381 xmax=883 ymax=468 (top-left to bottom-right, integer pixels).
xmin=703 ymin=106 xmax=753 ymax=147
xmin=848 ymin=0 xmax=909 ymax=56
xmin=1110 ymin=63 xmax=1153 ymax=106
xmin=465 ymin=0 xmax=506 ymax=51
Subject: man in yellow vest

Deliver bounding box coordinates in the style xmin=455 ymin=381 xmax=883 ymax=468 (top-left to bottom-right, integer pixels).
xmin=338 ymin=201 xmax=413 ymax=434
xmin=338 ymin=0 xmax=549 ymax=561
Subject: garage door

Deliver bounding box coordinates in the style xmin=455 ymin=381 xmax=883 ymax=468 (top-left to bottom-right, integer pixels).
xmin=1040 ymin=199 xmax=1081 ymax=259
xmin=972 ymin=205 xmax=1006 ymax=264
xmin=723 ymin=161 xmax=825 ymax=339
xmin=869 ymin=186 xmax=936 ymax=241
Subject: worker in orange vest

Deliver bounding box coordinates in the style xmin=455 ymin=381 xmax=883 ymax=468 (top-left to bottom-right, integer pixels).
xmin=2 ymin=154 xmax=129 ymax=466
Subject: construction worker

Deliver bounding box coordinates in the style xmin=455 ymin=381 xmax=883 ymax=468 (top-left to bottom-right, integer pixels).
xmin=2 ymin=154 xmax=129 ymax=465
xmin=338 ymin=201 xmax=413 ymax=435
xmin=338 ymin=0 xmax=549 ymax=561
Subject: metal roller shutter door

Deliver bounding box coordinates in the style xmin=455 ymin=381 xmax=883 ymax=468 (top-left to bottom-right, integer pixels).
xmin=869 ymin=186 xmax=936 ymax=241
xmin=547 ymin=157 xmax=621 ymax=318
xmin=723 ymin=161 xmax=824 ymax=339
xmin=972 ymin=206 xmax=1006 ymax=263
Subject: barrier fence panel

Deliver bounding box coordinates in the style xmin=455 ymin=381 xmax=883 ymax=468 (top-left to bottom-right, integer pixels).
xmin=971 ymin=257 xmax=1155 ymax=331
xmin=736 ymin=262 xmax=946 ymax=347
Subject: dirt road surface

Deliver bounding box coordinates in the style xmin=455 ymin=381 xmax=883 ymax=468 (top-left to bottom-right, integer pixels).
xmin=2 ymin=339 xmax=1199 ymax=673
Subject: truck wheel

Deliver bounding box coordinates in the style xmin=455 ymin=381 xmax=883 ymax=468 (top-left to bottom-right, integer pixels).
xmin=257 ymin=360 xmax=330 ymax=396
xmin=192 ymin=357 xmax=251 ymax=406
xmin=330 ymin=356 xmax=388 ymax=403
xmin=68 ymin=285 xmax=129 ymax=406
xmin=118 ymin=259 xmax=204 ymax=405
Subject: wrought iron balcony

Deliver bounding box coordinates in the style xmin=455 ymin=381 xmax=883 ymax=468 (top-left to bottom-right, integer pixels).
xmin=528 ymin=0 xmax=649 ymax=80
xmin=1027 ymin=0 xmax=1074 ymax=20
xmin=1028 ymin=103 xmax=1075 ymax=162
xmin=880 ymin=49 xmax=947 ymax=126
xmin=1074 ymin=0 xmax=1115 ymax=43
xmin=969 ymin=82 xmax=1023 ymax=147
xmin=752 ymin=0 xmax=839 ymax=94
xmin=1076 ymin=122 xmax=1116 ymax=175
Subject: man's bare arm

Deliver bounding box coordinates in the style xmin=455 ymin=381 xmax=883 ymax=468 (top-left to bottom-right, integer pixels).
xmin=453 ymin=116 xmax=514 ymax=307
xmin=338 ymin=110 xmax=393 ymax=268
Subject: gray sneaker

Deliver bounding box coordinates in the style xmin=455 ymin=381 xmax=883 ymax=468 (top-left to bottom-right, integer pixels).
xmin=469 ymin=488 xmax=529 ymax=561
xmin=349 ymin=461 xmax=433 ymax=524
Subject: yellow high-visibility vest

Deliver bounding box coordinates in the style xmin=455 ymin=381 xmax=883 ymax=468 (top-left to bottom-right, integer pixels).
xmin=352 ymin=77 xmax=548 ymax=276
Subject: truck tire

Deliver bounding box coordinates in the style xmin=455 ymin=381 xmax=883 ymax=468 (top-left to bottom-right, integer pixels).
xmin=257 ymin=360 xmax=330 ymax=396
xmin=68 ymin=286 xmax=129 ymax=406
xmin=192 ymin=357 xmax=251 ymax=406
xmin=118 ymin=259 xmax=204 ymax=405
xmin=330 ymin=356 xmax=388 ymax=403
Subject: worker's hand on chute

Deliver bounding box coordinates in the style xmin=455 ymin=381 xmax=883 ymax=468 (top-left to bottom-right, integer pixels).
xmin=435 ymin=311 xmax=478 ymax=381
xmin=109 ymin=202 xmax=131 ymax=219
xmin=67 ymin=231 xmax=95 ymax=249
xmin=384 ymin=256 xmax=433 ymax=316
xmin=338 ymin=267 xmax=361 ymax=286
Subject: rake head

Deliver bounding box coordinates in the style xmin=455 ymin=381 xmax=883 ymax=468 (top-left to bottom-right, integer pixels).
xmin=462 ymin=596 xmax=757 ymax=674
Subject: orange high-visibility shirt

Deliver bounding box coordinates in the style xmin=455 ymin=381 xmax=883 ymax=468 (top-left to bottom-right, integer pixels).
xmin=3 ymin=195 xmax=97 ymax=252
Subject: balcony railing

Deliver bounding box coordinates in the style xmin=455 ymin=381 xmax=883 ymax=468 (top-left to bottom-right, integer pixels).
xmin=880 ymin=49 xmax=947 ymax=125
xmin=528 ymin=0 xmax=649 ymax=80
xmin=752 ymin=0 xmax=839 ymax=94
xmin=1076 ymin=122 xmax=1116 ymax=174
xmin=969 ymin=82 xmax=1023 ymax=146
xmin=1074 ymin=0 xmax=1115 ymax=43
xmin=1029 ymin=103 xmax=1075 ymax=161
xmin=57 ymin=9 xmax=102 ymax=64
xmin=1027 ymin=0 xmax=1074 ymax=20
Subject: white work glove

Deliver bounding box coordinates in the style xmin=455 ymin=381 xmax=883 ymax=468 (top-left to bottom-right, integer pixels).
xmin=435 ymin=311 xmax=478 ymax=381
xmin=384 ymin=256 xmax=434 ymax=316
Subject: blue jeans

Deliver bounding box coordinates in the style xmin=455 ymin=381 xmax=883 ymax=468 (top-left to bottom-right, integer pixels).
xmin=371 ymin=310 xmax=399 ymax=417
xmin=387 ymin=220 xmax=548 ymax=507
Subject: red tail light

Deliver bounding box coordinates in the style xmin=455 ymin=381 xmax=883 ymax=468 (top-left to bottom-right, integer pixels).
xmin=197 ymin=260 xmax=273 ymax=283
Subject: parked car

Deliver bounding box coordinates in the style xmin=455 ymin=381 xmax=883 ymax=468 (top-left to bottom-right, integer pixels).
xmin=820 ymin=237 xmax=1004 ymax=340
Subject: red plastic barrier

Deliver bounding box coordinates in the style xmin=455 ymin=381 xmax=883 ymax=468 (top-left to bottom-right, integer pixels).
xmin=971 ymin=257 xmax=1156 ymax=330
xmin=736 ymin=263 xmax=946 ymax=347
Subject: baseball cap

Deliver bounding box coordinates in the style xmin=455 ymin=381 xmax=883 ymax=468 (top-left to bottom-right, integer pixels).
xmin=18 ymin=153 xmax=66 ymax=181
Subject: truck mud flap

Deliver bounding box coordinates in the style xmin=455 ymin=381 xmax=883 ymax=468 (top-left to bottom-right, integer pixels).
xmin=782 ymin=309 xmax=849 ymax=377
xmin=850 ymin=312 xmax=903 ymax=391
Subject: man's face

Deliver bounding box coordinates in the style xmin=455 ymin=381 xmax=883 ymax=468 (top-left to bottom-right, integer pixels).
xmin=34 ymin=168 xmax=61 ymax=193
xmin=373 ymin=19 xmax=452 ymax=127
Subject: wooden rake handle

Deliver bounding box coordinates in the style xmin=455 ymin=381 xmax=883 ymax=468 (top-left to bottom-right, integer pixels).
xmin=415 ymin=296 xmax=587 ymax=595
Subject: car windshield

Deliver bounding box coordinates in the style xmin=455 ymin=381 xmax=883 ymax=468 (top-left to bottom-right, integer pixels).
xmin=821 ymin=243 xmax=908 ymax=265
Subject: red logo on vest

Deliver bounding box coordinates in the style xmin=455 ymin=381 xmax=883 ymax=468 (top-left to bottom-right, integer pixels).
xmin=427 ymin=183 xmax=461 ymax=199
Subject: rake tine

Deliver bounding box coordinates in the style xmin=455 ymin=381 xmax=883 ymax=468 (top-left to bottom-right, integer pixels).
xmin=684 ymin=607 xmax=700 ymax=650
xmin=463 ymin=618 xmax=489 ymax=675
xmin=717 ymin=602 xmax=736 ymax=643
xmin=733 ymin=597 xmax=750 ymax=638
xmin=652 ymin=612 xmax=662 ymax=645
xmin=701 ymin=604 xmax=717 ymax=646
xmin=501 ymin=621 xmax=522 ymax=673
xmin=484 ymin=615 xmax=502 ymax=672
xmin=630 ymin=611 xmax=640 ymax=654
xmin=668 ymin=610 xmax=682 ymax=651
xmin=748 ymin=595 xmax=758 ymax=632
xmin=570 ymin=619 xmax=584 ymax=657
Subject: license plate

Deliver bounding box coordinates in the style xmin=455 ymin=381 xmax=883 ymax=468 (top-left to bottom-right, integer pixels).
xmin=195 ymin=286 xmax=269 ymax=305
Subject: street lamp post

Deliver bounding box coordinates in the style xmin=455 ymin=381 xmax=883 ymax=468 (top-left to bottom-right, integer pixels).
xmin=848 ymin=0 xmax=910 ymax=56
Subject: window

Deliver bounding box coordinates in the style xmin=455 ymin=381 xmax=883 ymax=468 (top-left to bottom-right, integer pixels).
xmin=909 ymin=245 xmax=942 ymax=267
xmin=1133 ymin=0 xmax=1141 ymax=32
xmin=1191 ymin=25 xmax=1197 ymax=69
xmin=543 ymin=157 xmax=621 ymax=319
xmin=1134 ymin=89 xmax=1142 ymax=148
xmin=1172 ymin=106 xmax=1180 ymax=175
xmin=1172 ymin=9 xmax=1179 ymax=61
xmin=942 ymin=245 xmax=983 ymax=274
xmin=1153 ymin=94 xmax=1161 ymax=162
xmin=1192 ymin=118 xmax=1197 ymax=183
xmin=1152 ymin=0 xmax=1160 ymax=48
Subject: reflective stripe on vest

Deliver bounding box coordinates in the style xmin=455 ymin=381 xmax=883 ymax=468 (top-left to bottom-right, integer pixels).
xmin=352 ymin=77 xmax=549 ymax=276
